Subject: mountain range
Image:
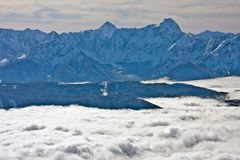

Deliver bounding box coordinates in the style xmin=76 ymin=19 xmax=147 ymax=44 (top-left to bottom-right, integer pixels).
xmin=0 ymin=18 xmax=239 ymax=83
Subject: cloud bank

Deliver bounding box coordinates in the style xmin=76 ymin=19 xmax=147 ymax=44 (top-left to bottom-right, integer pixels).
xmin=0 ymin=0 xmax=239 ymax=33
xmin=0 ymin=102 xmax=240 ymax=160
xmin=0 ymin=76 xmax=240 ymax=160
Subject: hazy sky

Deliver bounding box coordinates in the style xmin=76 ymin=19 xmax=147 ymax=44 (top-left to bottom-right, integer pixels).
xmin=0 ymin=0 xmax=239 ymax=33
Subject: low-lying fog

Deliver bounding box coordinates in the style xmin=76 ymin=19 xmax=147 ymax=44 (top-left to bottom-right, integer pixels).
xmin=0 ymin=77 xmax=240 ymax=160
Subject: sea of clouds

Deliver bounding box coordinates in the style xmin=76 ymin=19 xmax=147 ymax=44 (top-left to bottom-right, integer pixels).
xmin=0 ymin=77 xmax=240 ymax=160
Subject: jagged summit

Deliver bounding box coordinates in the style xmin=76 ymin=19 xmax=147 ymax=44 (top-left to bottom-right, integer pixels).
xmin=100 ymin=21 xmax=117 ymax=29
xmin=49 ymin=31 xmax=58 ymax=36
xmin=49 ymin=31 xmax=60 ymax=40
xmin=159 ymin=18 xmax=182 ymax=33
xmin=99 ymin=21 xmax=117 ymax=38
xmin=24 ymin=28 xmax=33 ymax=32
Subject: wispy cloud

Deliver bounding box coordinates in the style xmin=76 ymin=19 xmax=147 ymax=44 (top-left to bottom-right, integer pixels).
xmin=0 ymin=0 xmax=239 ymax=33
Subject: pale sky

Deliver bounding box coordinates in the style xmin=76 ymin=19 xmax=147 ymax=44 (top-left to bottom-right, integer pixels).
xmin=0 ymin=0 xmax=239 ymax=33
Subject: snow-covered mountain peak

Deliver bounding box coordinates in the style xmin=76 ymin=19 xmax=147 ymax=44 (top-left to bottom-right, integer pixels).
xmin=159 ymin=18 xmax=181 ymax=33
xmin=100 ymin=21 xmax=116 ymax=29
xmin=23 ymin=28 xmax=32 ymax=32
xmin=49 ymin=31 xmax=58 ymax=37
xmin=0 ymin=18 xmax=239 ymax=83
xmin=49 ymin=31 xmax=60 ymax=40
xmin=99 ymin=21 xmax=117 ymax=38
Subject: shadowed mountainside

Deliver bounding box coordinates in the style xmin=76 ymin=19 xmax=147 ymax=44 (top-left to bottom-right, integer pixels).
xmin=0 ymin=82 xmax=226 ymax=109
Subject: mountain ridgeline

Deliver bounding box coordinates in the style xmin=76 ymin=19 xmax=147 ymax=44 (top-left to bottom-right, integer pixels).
xmin=0 ymin=82 xmax=227 ymax=109
xmin=0 ymin=18 xmax=239 ymax=83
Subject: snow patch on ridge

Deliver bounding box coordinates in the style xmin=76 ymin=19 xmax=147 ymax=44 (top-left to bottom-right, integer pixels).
xmin=0 ymin=58 xmax=9 ymax=67
xmin=17 ymin=54 xmax=27 ymax=60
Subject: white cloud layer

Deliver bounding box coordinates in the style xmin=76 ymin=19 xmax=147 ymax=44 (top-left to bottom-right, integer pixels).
xmin=143 ymin=76 xmax=240 ymax=99
xmin=0 ymin=0 xmax=239 ymax=33
xmin=0 ymin=76 xmax=240 ymax=160
xmin=0 ymin=103 xmax=240 ymax=160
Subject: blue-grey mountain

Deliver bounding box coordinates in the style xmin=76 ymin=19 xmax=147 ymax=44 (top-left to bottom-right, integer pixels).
xmin=0 ymin=18 xmax=239 ymax=82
